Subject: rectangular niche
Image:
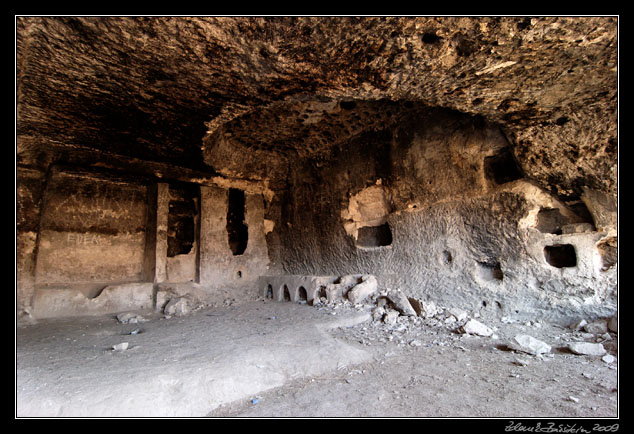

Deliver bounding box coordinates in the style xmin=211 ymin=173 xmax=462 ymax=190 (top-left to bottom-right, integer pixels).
xmin=356 ymin=223 xmax=393 ymax=248
xmin=226 ymin=188 xmax=248 ymax=255
xmin=167 ymin=184 xmax=198 ymax=258
xmin=544 ymin=244 xmax=577 ymax=268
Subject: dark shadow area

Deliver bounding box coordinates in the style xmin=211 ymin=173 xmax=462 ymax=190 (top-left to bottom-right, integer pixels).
xmin=544 ymin=244 xmax=577 ymax=268
xmin=227 ymin=188 xmax=248 ymax=255
xmin=356 ymin=223 xmax=393 ymax=248
xmin=484 ymin=148 xmax=523 ymax=185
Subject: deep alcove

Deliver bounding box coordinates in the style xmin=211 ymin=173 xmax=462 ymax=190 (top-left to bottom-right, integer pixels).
xmin=226 ymin=188 xmax=248 ymax=256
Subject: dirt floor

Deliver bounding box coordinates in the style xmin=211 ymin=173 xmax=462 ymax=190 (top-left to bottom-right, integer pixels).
xmin=15 ymin=296 xmax=619 ymax=419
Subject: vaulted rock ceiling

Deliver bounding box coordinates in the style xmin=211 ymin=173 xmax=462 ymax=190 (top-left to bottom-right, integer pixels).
xmin=16 ymin=16 xmax=618 ymax=200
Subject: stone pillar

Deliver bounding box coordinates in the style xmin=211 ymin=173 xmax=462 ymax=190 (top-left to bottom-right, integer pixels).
xmin=144 ymin=182 xmax=169 ymax=283
xmin=198 ymin=184 xmax=270 ymax=290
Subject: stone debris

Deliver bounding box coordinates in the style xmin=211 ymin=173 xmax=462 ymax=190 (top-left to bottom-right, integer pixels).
xmin=567 ymin=396 xmax=580 ymax=403
xmin=570 ymin=319 xmax=588 ymax=331
xmin=112 ymin=342 xmax=129 ymax=351
xmin=447 ymin=307 xmax=468 ymax=321
xmin=602 ymin=354 xmax=616 ymax=364
xmin=164 ymin=296 xmax=194 ymax=317
xmin=324 ymin=283 xmax=343 ymax=303
xmin=568 ymin=341 xmax=606 ymax=356
xmin=444 ymin=316 xmax=456 ymax=324
xmin=383 ymin=309 xmax=400 ymax=325
xmin=116 ymin=312 xmax=148 ymax=324
xmin=372 ymin=306 xmax=386 ymax=322
xmin=608 ymin=314 xmax=617 ymax=333
xmin=509 ymin=334 xmax=552 ymax=355
xmin=347 ymin=275 xmax=378 ymax=304
xmin=460 ymin=319 xmax=494 ymax=337
xmin=419 ymin=300 xmax=439 ymax=318
xmin=409 ymin=298 xmax=439 ymax=318
xmin=583 ymin=320 xmax=608 ymax=335
xmin=386 ymin=289 xmax=417 ymax=316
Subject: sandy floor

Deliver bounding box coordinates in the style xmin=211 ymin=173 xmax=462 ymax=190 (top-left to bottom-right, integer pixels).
xmin=16 ymin=297 xmax=618 ymax=419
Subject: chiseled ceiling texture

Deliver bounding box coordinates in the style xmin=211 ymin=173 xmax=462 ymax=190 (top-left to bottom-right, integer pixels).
xmin=16 ymin=16 xmax=617 ymax=199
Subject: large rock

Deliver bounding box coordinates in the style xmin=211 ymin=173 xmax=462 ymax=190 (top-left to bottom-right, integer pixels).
xmin=347 ymin=275 xmax=378 ymax=304
xmin=568 ymin=342 xmax=606 ymax=356
xmin=164 ymin=296 xmax=194 ymax=317
xmin=447 ymin=307 xmax=468 ymax=321
xmin=509 ymin=335 xmax=551 ymax=355
xmin=386 ymin=289 xmax=417 ymax=316
xmin=460 ymin=319 xmax=493 ymax=337
xmin=583 ymin=320 xmax=608 ymax=335
xmin=407 ymin=298 xmax=439 ymax=318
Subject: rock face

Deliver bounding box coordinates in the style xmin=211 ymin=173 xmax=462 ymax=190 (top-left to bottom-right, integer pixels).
xmin=16 ymin=17 xmax=618 ymax=322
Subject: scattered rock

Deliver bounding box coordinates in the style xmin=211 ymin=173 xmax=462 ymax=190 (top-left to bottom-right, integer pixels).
xmin=383 ymin=309 xmax=400 ymax=325
xmin=116 ymin=312 xmax=148 ymax=324
xmin=372 ymin=306 xmax=386 ymax=322
xmin=164 ymin=296 xmax=193 ymax=317
xmin=420 ymin=300 xmax=439 ymax=318
xmin=447 ymin=307 xmax=468 ymax=321
xmin=338 ymin=274 xmax=361 ymax=288
xmin=608 ymin=314 xmax=617 ymax=333
xmin=570 ymin=319 xmax=588 ymax=331
xmin=568 ymin=342 xmax=606 ymax=356
xmin=509 ymin=335 xmax=551 ymax=355
xmin=112 ymin=342 xmax=129 ymax=351
xmin=347 ymin=275 xmax=378 ymax=304
xmin=583 ymin=320 xmax=608 ymax=335
xmin=460 ymin=319 xmax=494 ymax=337
xmin=567 ymin=396 xmax=580 ymax=403
xmin=602 ymin=354 xmax=616 ymax=364
xmin=386 ymin=289 xmax=417 ymax=316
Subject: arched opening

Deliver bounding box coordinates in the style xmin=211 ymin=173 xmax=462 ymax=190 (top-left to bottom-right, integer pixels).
xmin=298 ymin=286 xmax=307 ymax=302
xmin=283 ymin=285 xmax=291 ymax=301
